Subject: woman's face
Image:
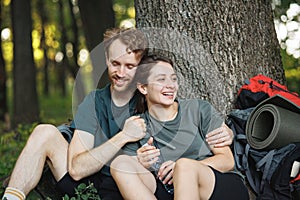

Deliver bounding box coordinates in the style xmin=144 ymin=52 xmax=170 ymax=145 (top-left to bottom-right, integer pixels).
xmin=143 ymin=61 xmax=178 ymax=107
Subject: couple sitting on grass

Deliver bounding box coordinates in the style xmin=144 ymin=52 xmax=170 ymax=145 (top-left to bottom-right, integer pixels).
xmin=2 ymin=28 xmax=248 ymax=200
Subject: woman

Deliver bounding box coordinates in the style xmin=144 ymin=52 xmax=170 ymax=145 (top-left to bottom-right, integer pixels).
xmin=110 ymin=55 xmax=249 ymax=200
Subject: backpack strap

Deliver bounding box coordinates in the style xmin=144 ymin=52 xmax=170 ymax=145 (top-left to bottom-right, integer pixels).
xmin=234 ymin=132 xmax=247 ymax=171
xmin=244 ymin=144 xmax=261 ymax=195
xmin=255 ymin=150 xmax=275 ymax=193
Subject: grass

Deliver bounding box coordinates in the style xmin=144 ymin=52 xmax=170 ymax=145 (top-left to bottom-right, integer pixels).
xmin=0 ymin=91 xmax=73 ymax=199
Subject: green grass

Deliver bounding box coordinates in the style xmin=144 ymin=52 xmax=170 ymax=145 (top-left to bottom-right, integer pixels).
xmin=0 ymin=91 xmax=73 ymax=198
xmin=39 ymin=92 xmax=73 ymax=125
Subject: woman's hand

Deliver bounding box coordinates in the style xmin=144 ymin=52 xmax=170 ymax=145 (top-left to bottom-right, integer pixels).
xmin=158 ymin=160 xmax=175 ymax=185
xmin=205 ymin=123 xmax=234 ymax=148
xmin=136 ymin=137 xmax=160 ymax=168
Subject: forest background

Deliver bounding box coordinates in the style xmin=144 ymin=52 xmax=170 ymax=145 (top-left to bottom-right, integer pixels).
xmin=0 ymin=0 xmax=300 ymax=198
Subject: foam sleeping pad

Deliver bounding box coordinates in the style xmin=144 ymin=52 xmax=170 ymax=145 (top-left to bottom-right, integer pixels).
xmin=246 ymin=95 xmax=300 ymax=150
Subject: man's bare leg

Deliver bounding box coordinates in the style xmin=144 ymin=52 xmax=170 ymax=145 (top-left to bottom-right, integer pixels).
xmin=3 ymin=124 xmax=68 ymax=199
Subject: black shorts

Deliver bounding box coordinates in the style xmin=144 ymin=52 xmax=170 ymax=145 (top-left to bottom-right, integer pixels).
xmin=152 ymin=172 xmax=174 ymax=200
xmin=209 ymin=167 xmax=249 ymax=200
xmin=56 ymin=172 xmax=123 ymax=200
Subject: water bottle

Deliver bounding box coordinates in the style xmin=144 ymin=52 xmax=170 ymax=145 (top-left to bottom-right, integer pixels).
xmin=142 ymin=140 xmax=174 ymax=194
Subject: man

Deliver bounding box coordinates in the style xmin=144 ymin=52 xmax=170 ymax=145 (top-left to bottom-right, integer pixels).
xmin=2 ymin=28 xmax=233 ymax=200
xmin=2 ymin=28 xmax=147 ymax=200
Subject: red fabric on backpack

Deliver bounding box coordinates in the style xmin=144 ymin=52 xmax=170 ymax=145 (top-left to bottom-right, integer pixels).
xmin=236 ymin=74 xmax=300 ymax=109
xmin=291 ymin=173 xmax=300 ymax=184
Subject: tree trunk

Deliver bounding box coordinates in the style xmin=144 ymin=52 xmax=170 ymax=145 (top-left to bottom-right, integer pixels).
xmin=135 ymin=0 xmax=284 ymax=115
xmin=78 ymin=0 xmax=115 ymax=90
xmin=0 ymin=1 xmax=8 ymax=123
xmin=68 ymin=0 xmax=86 ymax=104
xmin=11 ymin=0 xmax=39 ymax=125
xmin=37 ymin=1 xmax=50 ymax=96
xmin=57 ymin=0 xmax=67 ymax=97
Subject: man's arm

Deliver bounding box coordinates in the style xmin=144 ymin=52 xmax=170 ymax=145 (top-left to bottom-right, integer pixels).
xmin=205 ymin=122 xmax=234 ymax=147
xmin=199 ymin=145 xmax=235 ymax=172
xmin=68 ymin=116 xmax=146 ymax=180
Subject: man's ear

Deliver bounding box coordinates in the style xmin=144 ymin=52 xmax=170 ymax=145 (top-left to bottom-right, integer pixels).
xmin=105 ymin=55 xmax=110 ymax=67
xmin=137 ymin=83 xmax=147 ymax=95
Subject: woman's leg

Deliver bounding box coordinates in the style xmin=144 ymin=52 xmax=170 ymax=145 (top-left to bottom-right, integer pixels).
xmin=173 ymin=158 xmax=249 ymax=200
xmin=111 ymin=155 xmax=157 ymax=200
xmin=173 ymin=158 xmax=215 ymax=200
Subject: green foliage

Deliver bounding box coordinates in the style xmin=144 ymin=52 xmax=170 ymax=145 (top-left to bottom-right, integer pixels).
xmin=62 ymin=183 xmax=101 ymax=200
xmin=280 ymin=49 xmax=300 ymax=95
xmin=0 ymin=123 xmax=38 ymax=197
xmin=113 ymin=0 xmax=135 ymax=26
xmin=39 ymin=91 xmax=73 ymax=125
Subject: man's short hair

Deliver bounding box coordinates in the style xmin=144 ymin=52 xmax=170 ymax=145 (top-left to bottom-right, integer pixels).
xmin=103 ymin=28 xmax=148 ymax=59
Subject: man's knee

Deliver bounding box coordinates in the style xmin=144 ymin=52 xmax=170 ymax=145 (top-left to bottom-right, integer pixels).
xmin=31 ymin=124 xmax=59 ymax=139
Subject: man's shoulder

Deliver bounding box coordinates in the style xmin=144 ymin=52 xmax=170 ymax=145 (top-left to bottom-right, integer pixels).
xmin=87 ymin=84 xmax=111 ymax=99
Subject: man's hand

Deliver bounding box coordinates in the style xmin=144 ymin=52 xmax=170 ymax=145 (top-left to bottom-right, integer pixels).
xmin=121 ymin=116 xmax=147 ymax=142
xmin=206 ymin=123 xmax=234 ymax=148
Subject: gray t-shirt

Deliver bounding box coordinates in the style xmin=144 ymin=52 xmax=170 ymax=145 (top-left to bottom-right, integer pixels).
xmin=123 ymin=98 xmax=224 ymax=162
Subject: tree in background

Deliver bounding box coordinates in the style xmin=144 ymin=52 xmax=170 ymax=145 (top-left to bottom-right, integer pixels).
xmin=78 ymin=0 xmax=115 ymax=89
xmin=11 ymin=0 xmax=39 ymax=125
xmin=36 ymin=0 xmax=50 ymax=96
xmin=135 ymin=0 xmax=284 ymax=114
xmin=0 ymin=1 xmax=8 ymax=123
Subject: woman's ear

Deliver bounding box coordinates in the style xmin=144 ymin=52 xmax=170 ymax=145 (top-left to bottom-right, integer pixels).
xmin=137 ymin=83 xmax=147 ymax=95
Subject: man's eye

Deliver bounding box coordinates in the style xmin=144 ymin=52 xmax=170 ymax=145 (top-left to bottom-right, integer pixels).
xmin=111 ymin=62 xmax=119 ymax=66
xmin=157 ymin=78 xmax=165 ymax=82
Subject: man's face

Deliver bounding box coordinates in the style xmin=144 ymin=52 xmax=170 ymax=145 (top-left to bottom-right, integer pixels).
xmin=106 ymin=39 xmax=141 ymax=93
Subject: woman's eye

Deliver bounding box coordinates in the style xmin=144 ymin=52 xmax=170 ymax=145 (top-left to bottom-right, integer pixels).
xmin=127 ymin=65 xmax=135 ymax=69
xmin=157 ymin=78 xmax=165 ymax=82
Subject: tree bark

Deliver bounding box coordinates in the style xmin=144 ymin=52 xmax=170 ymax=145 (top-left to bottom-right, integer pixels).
xmin=11 ymin=0 xmax=39 ymax=125
xmin=135 ymin=0 xmax=284 ymax=114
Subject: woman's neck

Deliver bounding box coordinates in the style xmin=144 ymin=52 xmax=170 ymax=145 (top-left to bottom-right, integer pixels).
xmin=148 ymin=102 xmax=178 ymax=122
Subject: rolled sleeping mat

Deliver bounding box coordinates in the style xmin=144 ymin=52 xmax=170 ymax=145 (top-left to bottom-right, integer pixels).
xmin=246 ymin=95 xmax=300 ymax=150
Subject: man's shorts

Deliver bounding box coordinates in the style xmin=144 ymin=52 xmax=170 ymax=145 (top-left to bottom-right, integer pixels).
xmin=56 ymin=172 xmax=123 ymax=200
xmin=57 ymin=123 xmax=74 ymax=143
xmin=56 ymin=123 xmax=122 ymax=200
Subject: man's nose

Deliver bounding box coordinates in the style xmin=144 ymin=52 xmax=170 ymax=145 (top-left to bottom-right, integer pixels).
xmin=116 ymin=65 xmax=125 ymax=77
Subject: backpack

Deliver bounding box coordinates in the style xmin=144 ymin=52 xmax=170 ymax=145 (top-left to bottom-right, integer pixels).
xmin=227 ymin=74 xmax=300 ymax=199
xmin=227 ymin=109 xmax=300 ymax=200
xmin=236 ymin=74 xmax=300 ymax=109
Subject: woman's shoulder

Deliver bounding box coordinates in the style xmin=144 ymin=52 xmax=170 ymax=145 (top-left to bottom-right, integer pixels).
xmin=178 ymin=98 xmax=211 ymax=108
